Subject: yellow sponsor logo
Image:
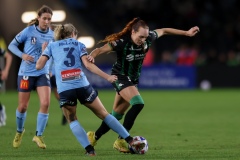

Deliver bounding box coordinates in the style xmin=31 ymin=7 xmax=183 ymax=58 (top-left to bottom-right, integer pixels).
xmin=20 ymin=80 xmax=29 ymax=89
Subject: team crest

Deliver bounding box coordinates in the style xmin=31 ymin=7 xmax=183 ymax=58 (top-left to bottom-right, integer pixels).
xmin=31 ymin=37 xmax=37 ymax=44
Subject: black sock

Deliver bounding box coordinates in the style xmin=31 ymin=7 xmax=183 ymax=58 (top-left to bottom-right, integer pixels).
xmin=122 ymin=104 xmax=144 ymax=134
xmin=85 ymin=145 xmax=94 ymax=153
xmin=124 ymin=136 xmax=133 ymax=144
xmin=95 ymin=121 xmax=111 ymax=140
xmin=0 ymin=102 xmax=2 ymax=111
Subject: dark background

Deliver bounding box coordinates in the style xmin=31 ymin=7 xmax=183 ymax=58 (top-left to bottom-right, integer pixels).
xmin=1 ymin=0 xmax=240 ymax=89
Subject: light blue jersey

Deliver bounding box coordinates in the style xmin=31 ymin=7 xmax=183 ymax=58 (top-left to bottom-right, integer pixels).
xmin=42 ymin=38 xmax=90 ymax=93
xmin=9 ymin=25 xmax=54 ymax=76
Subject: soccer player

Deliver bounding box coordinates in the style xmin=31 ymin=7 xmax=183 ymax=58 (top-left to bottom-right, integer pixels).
xmin=8 ymin=5 xmax=54 ymax=149
xmin=36 ymin=23 xmax=145 ymax=156
xmin=86 ymin=17 xmax=200 ymax=153
xmin=0 ymin=47 xmax=12 ymax=127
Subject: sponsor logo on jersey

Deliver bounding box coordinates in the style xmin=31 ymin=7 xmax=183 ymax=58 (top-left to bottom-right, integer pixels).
xmin=126 ymin=54 xmax=134 ymax=61
xmin=61 ymin=68 xmax=81 ymax=81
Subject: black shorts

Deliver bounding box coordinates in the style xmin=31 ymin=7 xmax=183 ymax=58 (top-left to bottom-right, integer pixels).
xmin=50 ymin=75 xmax=57 ymax=89
xmin=17 ymin=74 xmax=51 ymax=92
xmin=112 ymin=74 xmax=136 ymax=93
xmin=59 ymin=85 xmax=98 ymax=108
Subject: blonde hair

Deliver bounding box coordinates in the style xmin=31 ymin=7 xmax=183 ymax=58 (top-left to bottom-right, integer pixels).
xmin=54 ymin=23 xmax=78 ymax=40
xmin=99 ymin=17 xmax=149 ymax=43
xmin=28 ymin=5 xmax=53 ymax=26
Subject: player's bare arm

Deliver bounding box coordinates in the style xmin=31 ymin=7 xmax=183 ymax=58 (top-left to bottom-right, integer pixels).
xmin=155 ymin=26 xmax=200 ymax=37
xmin=82 ymin=55 xmax=117 ymax=83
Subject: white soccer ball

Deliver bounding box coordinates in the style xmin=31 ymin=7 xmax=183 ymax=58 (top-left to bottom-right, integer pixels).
xmin=129 ymin=136 xmax=148 ymax=154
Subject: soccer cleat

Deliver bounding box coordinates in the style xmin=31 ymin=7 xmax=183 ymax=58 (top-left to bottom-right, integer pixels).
xmin=87 ymin=131 xmax=97 ymax=146
xmin=13 ymin=129 xmax=25 ymax=148
xmin=32 ymin=136 xmax=46 ymax=149
xmin=113 ymin=138 xmax=131 ymax=153
xmin=85 ymin=150 xmax=96 ymax=156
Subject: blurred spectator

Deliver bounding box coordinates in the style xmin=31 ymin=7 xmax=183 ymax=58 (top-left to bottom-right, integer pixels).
xmin=174 ymin=43 xmax=198 ymax=66
xmin=143 ymin=48 xmax=154 ymax=67
xmin=226 ymin=50 xmax=240 ymax=66
xmin=160 ymin=50 xmax=175 ymax=65
xmin=195 ymin=53 xmax=207 ymax=66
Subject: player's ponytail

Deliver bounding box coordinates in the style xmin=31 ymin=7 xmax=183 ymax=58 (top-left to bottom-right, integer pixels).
xmin=54 ymin=23 xmax=78 ymax=41
xmin=99 ymin=17 xmax=148 ymax=43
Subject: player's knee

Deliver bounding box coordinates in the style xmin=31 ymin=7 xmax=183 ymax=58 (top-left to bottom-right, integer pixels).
xmin=130 ymin=95 xmax=144 ymax=107
xmin=111 ymin=110 xmax=123 ymax=120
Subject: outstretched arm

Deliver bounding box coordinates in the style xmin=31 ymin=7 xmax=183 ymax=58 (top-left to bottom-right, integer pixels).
xmin=82 ymin=55 xmax=117 ymax=83
xmin=155 ymin=26 xmax=200 ymax=38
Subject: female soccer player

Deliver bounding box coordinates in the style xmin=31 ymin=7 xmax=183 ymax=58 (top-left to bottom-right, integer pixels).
xmin=0 ymin=47 xmax=12 ymax=127
xmin=36 ymin=23 xmax=145 ymax=155
xmin=86 ymin=17 xmax=200 ymax=153
xmin=8 ymin=5 xmax=54 ymax=149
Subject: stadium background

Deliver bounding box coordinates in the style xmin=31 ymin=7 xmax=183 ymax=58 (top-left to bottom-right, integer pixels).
xmin=0 ymin=0 xmax=240 ymax=90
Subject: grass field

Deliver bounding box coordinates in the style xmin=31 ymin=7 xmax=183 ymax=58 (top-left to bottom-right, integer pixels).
xmin=0 ymin=89 xmax=240 ymax=160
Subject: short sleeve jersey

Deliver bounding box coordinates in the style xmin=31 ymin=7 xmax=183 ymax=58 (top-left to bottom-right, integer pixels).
xmin=42 ymin=38 xmax=90 ymax=93
xmin=109 ymin=30 xmax=158 ymax=84
xmin=15 ymin=25 xmax=54 ymax=76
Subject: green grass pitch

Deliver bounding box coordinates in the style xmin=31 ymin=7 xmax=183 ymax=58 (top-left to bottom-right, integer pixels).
xmin=0 ymin=89 xmax=240 ymax=160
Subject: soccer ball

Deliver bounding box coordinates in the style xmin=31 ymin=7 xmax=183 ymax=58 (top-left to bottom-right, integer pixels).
xmin=129 ymin=136 xmax=148 ymax=154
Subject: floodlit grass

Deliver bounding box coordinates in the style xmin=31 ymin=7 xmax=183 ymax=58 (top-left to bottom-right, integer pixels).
xmin=0 ymin=89 xmax=240 ymax=160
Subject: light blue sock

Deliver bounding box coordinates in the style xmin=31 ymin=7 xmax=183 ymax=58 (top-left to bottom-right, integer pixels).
xmin=104 ymin=114 xmax=130 ymax=139
xmin=16 ymin=110 xmax=27 ymax=132
xmin=36 ymin=112 xmax=49 ymax=136
xmin=70 ymin=120 xmax=90 ymax=148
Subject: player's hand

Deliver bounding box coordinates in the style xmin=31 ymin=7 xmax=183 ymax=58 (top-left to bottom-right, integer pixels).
xmin=1 ymin=69 xmax=8 ymax=80
xmin=107 ymin=75 xmax=117 ymax=83
xmin=87 ymin=55 xmax=95 ymax=63
xmin=186 ymin=26 xmax=200 ymax=37
xmin=22 ymin=53 xmax=34 ymax=64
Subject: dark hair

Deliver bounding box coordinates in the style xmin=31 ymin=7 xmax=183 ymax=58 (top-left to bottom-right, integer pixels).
xmin=99 ymin=17 xmax=149 ymax=43
xmin=54 ymin=23 xmax=78 ymax=40
xmin=28 ymin=5 xmax=53 ymax=26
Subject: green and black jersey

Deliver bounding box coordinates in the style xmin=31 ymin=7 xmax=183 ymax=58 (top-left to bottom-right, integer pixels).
xmin=109 ymin=30 xmax=158 ymax=84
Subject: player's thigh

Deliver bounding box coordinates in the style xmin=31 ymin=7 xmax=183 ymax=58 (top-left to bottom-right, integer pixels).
xmin=18 ymin=92 xmax=31 ymax=110
xmin=36 ymin=74 xmax=51 ymax=105
xmin=62 ymin=105 xmax=77 ymax=121
xmin=119 ymin=86 xmax=140 ymax=102
xmin=37 ymin=86 xmax=51 ymax=106
xmin=113 ymin=93 xmax=130 ymax=114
